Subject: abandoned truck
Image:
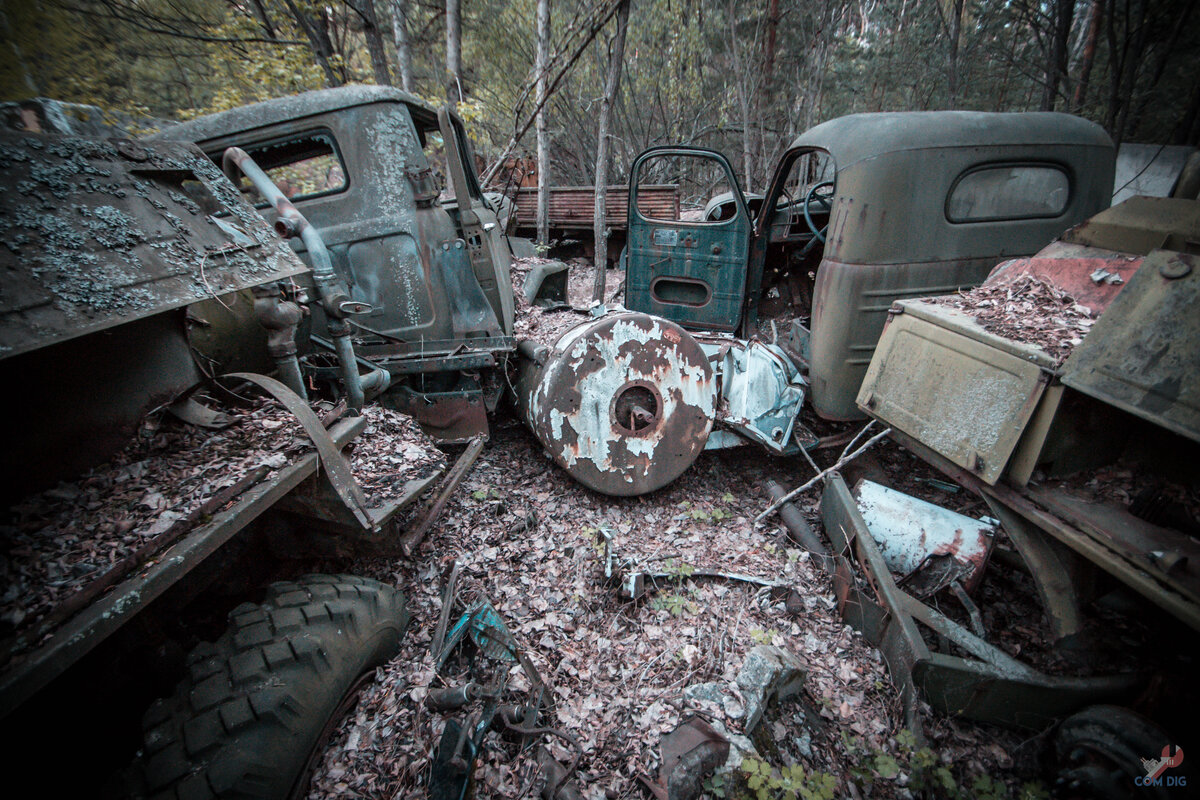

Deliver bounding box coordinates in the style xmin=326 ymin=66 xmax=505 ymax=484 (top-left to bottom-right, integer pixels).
xmin=151 ymin=86 xmax=516 ymax=444
xmin=514 ymin=112 xmax=1116 ymax=494
xmin=0 ymin=119 xmax=451 ymax=797
xmin=841 ymin=188 xmax=1200 ymax=791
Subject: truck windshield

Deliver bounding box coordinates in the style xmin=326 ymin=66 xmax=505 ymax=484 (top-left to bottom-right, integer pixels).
xmin=232 ymin=130 xmax=347 ymax=204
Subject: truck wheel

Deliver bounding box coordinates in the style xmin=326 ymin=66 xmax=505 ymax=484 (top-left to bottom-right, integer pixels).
xmin=1053 ymin=705 xmax=1173 ymax=799
xmin=137 ymin=574 xmax=410 ymax=800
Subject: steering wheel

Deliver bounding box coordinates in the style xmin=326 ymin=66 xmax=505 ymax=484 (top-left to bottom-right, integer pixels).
xmin=803 ymin=180 xmax=835 ymax=243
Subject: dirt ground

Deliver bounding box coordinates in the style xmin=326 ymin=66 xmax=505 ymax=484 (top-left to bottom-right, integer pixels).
xmin=303 ymin=261 xmax=1057 ymax=800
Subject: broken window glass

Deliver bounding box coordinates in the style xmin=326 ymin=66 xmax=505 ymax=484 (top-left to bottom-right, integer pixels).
xmin=232 ymin=130 xmax=347 ymax=204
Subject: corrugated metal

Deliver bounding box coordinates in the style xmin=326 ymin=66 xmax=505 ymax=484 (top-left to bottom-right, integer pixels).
xmin=513 ymin=185 xmax=678 ymax=230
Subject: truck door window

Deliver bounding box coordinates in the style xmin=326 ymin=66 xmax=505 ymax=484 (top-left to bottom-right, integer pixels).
xmin=771 ymin=149 xmax=835 ymax=242
xmin=635 ymin=153 xmax=736 ymax=222
xmin=947 ymin=164 xmax=1070 ymax=222
xmin=234 ymin=130 xmax=347 ymax=204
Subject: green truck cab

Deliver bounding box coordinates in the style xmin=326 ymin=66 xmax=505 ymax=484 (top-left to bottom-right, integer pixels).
xmin=625 ymin=111 xmax=1115 ymax=420
xmin=154 ymin=87 xmax=515 ymax=442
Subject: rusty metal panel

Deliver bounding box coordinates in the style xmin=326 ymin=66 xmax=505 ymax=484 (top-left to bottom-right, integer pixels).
xmin=1059 ymin=196 xmax=1200 ymax=256
xmin=821 ymin=472 xmax=1140 ymax=732
xmin=513 ymin=185 xmax=679 ymax=231
xmin=0 ymin=132 xmax=306 ymax=360
xmin=985 ymin=244 xmax=1141 ymax=317
xmin=515 ymin=312 xmax=714 ymax=496
xmin=851 ymin=479 xmax=995 ymax=596
xmin=858 ymin=301 xmax=1054 ymax=484
xmin=1061 ymin=249 xmax=1200 ymax=443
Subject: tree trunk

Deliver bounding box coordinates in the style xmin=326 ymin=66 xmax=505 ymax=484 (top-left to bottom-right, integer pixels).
xmin=1125 ymin=0 xmax=1194 ymax=141
xmin=1071 ymin=0 xmax=1102 ymax=112
xmin=0 ymin=6 xmax=37 ymax=95
xmin=535 ymin=0 xmax=551 ymax=246
xmin=947 ymin=0 xmax=963 ymax=108
xmin=248 ymin=0 xmax=277 ymax=39
xmin=592 ymin=0 xmax=632 ymax=304
xmin=446 ymin=0 xmax=462 ymax=103
xmin=352 ymin=0 xmax=392 ymax=86
xmin=283 ymin=0 xmax=344 ymax=87
xmin=729 ymin=0 xmax=754 ymax=192
xmin=1041 ymin=0 xmax=1075 ymax=110
xmin=390 ymin=0 xmax=414 ymax=92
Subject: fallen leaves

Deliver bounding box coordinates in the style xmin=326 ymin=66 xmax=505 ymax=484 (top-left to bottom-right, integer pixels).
xmin=927 ymin=275 xmax=1095 ymax=365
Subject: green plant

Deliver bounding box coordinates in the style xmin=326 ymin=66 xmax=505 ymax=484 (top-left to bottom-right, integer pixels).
xmin=650 ymin=593 xmax=697 ymax=616
xmin=739 ymin=758 xmax=836 ymax=800
xmin=749 ymin=627 xmax=778 ymax=645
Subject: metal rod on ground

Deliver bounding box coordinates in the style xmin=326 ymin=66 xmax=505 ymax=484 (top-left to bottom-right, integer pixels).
xmin=399 ymin=436 xmax=486 ymax=556
xmin=765 ymin=479 xmax=833 ymax=574
xmin=755 ymin=428 xmax=892 ymax=523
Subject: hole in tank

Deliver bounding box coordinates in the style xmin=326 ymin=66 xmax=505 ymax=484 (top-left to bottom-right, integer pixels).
xmin=613 ymin=384 xmax=661 ymax=435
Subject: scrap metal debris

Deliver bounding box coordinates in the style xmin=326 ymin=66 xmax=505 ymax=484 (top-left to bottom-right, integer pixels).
xmin=926 ymin=275 xmax=1095 ymax=364
xmin=0 ymin=400 xmax=441 ymax=640
xmin=0 ymin=400 xmax=308 ymax=637
xmin=512 ymin=257 xmax=593 ymax=347
xmin=852 ymin=479 xmax=996 ymax=597
xmin=306 ymin=417 xmax=904 ymax=799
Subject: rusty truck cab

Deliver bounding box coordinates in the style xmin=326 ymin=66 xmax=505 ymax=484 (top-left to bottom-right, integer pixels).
xmin=152 ymin=86 xmax=514 ymax=441
xmin=626 ymin=112 xmax=1115 ymax=420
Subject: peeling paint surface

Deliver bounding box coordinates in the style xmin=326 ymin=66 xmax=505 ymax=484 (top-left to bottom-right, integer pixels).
xmin=852 ymin=479 xmax=994 ymax=595
xmin=519 ymin=312 xmax=715 ymax=495
xmin=0 ymin=132 xmax=307 ymax=359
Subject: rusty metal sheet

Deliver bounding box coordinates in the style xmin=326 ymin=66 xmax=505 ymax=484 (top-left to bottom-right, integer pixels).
xmin=858 ymin=301 xmax=1054 ymax=484
xmin=516 ymin=312 xmax=715 ymax=495
xmin=1059 ymin=195 xmax=1200 ymax=256
xmin=385 ymin=384 xmax=490 ymax=443
xmin=986 ymin=246 xmax=1141 ymax=317
xmin=514 ymin=185 xmax=679 ymax=231
xmin=851 ymin=479 xmax=995 ymax=596
xmin=820 ymin=472 xmax=1140 ymax=732
xmin=0 ymin=132 xmax=306 ymax=360
xmin=1061 ymin=249 xmax=1200 ymax=444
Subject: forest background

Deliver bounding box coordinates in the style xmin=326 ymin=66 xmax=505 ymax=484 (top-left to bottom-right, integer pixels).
xmin=1 ymin=0 xmax=1198 ymax=197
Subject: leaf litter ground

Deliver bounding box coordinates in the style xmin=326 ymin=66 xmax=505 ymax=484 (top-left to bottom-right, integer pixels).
xmin=306 ymin=263 xmax=1050 ymax=799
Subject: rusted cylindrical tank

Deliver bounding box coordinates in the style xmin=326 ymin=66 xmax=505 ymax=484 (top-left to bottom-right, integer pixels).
xmin=515 ymin=312 xmax=715 ymax=496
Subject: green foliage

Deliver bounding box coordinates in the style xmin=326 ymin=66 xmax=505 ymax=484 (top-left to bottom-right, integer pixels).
xmin=749 ymin=627 xmax=777 ymax=645
xmin=738 ymin=758 xmax=837 ymax=800
xmin=649 ymin=592 xmax=696 ymax=617
xmin=838 ymin=729 xmax=1048 ymax=799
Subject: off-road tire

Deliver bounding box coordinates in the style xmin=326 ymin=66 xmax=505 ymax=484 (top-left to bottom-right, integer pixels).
xmin=136 ymin=574 xmax=410 ymax=800
xmin=1053 ymin=705 xmax=1172 ymax=799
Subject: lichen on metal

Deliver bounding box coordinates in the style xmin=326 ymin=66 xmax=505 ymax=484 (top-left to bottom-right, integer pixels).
xmin=0 ymin=131 xmax=307 ymax=359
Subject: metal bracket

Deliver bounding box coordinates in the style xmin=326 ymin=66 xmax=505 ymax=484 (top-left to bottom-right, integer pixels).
xmin=225 ymin=372 xmax=371 ymax=528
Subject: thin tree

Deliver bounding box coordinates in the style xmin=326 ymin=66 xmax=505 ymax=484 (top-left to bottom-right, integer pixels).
xmin=536 ymin=0 xmax=551 ymax=245
xmin=1071 ymin=0 xmax=1103 ymax=112
xmin=446 ymin=0 xmax=462 ymax=102
xmin=591 ymin=0 xmax=632 ymax=304
xmin=1041 ymin=0 xmax=1074 ymax=110
xmin=390 ymin=0 xmax=414 ymax=92
xmin=348 ymin=0 xmax=392 ymax=86
xmin=934 ymin=0 xmax=966 ymax=108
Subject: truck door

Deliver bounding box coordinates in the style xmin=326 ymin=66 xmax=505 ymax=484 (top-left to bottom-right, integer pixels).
xmin=625 ymin=148 xmax=752 ymax=332
xmin=437 ymin=107 xmax=515 ymax=335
